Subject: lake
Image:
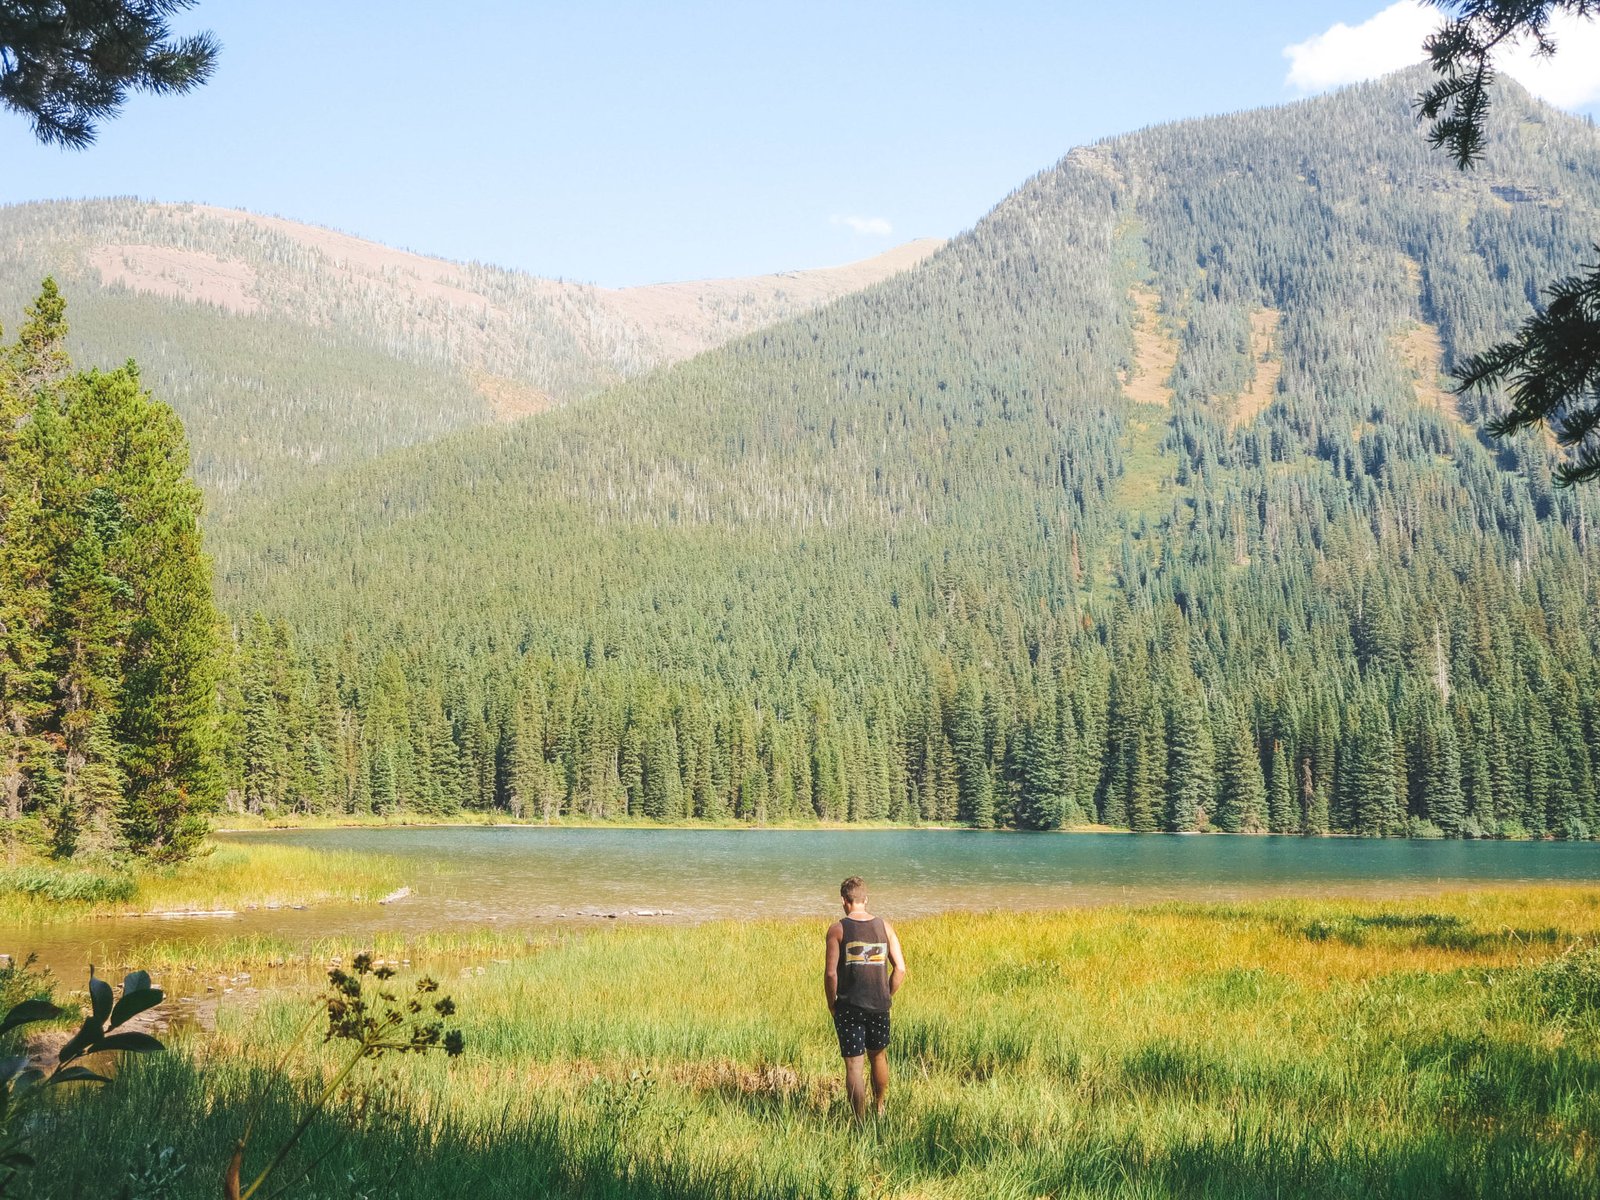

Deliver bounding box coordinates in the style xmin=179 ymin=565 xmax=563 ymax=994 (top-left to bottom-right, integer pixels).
xmin=6 ymin=827 xmax=1598 ymax=976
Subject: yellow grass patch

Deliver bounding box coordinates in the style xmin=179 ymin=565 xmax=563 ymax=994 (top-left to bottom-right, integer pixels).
xmin=469 ymin=370 xmax=557 ymax=421
xmin=1394 ymin=321 xmax=1470 ymax=432
xmin=0 ymin=842 xmax=403 ymax=926
xmin=1120 ymin=287 xmax=1178 ymax=408
xmin=1228 ymin=308 xmax=1282 ymax=430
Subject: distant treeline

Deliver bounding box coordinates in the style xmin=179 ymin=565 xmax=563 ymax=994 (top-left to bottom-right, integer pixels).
xmin=223 ymin=504 xmax=1599 ymax=839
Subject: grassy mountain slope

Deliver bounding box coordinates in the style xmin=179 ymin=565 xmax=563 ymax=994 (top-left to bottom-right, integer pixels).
xmin=212 ymin=72 xmax=1600 ymax=834
xmin=0 ymin=199 xmax=940 ymax=494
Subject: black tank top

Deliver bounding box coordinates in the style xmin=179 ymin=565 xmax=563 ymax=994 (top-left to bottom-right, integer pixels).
xmin=836 ymin=914 xmax=892 ymax=1012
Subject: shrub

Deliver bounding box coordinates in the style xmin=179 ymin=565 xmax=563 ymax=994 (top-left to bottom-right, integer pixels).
xmin=0 ymin=968 xmax=166 ymax=1196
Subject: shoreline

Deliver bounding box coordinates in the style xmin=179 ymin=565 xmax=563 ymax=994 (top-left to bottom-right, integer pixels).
xmin=9 ymin=876 xmax=1597 ymax=970
xmin=211 ymin=814 xmax=1133 ymax=835
xmin=210 ymin=814 xmax=1568 ymax=841
xmin=9 ymin=816 xmax=1593 ymax=935
xmin=8 ymin=879 xmax=1600 ymax=989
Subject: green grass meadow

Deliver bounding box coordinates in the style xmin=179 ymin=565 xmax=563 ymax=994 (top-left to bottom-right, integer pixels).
xmin=10 ymin=886 xmax=1600 ymax=1198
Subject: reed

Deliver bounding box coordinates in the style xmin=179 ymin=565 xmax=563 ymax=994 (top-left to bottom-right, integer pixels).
xmin=0 ymin=842 xmax=404 ymax=925
xmin=22 ymin=886 xmax=1600 ymax=1198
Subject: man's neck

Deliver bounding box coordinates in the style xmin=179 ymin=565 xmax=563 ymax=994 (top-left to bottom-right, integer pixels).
xmin=845 ymin=907 xmax=872 ymax=919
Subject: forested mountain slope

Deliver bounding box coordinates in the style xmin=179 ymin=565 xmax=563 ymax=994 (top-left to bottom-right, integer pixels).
xmin=0 ymin=200 xmax=939 ymax=493
xmin=212 ymin=70 xmax=1600 ymax=838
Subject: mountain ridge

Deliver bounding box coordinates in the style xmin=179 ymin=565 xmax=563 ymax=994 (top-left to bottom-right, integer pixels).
xmin=0 ymin=197 xmax=942 ymax=494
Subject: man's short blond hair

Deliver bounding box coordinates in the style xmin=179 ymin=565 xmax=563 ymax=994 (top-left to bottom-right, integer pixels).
xmin=840 ymin=876 xmax=867 ymax=904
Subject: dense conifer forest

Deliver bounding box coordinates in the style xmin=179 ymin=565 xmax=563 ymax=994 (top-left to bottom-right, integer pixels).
xmin=11 ymin=71 xmax=1600 ymax=850
xmin=189 ymin=73 xmax=1600 ymax=838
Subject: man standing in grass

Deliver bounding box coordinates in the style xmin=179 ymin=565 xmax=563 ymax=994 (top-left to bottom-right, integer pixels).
xmin=824 ymin=876 xmax=907 ymax=1121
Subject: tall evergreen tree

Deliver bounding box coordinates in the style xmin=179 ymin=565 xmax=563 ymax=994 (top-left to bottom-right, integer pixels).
xmin=1267 ymin=739 xmax=1295 ymax=834
xmin=1016 ymin=687 xmax=1071 ymax=830
xmin=952 ymin=673 xmax=994 ymax=828
xmin=1166 ymin=689 xmax=1215 ymax=833
xmin=1215 ymin=710 xmax=1267 ymax=834
xmin=1127 ymin=706 xmax=1166 ymax=833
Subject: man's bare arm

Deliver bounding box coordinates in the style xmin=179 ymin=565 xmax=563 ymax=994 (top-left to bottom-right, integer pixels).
xmin=885 ymin=921 xmax=908 ymax=996
xmin=823 ymin=922 xmax=842 ymax=1012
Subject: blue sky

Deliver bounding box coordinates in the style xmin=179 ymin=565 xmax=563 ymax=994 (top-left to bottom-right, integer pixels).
xmin=1 ymin=2 xmax=1596 ymax=286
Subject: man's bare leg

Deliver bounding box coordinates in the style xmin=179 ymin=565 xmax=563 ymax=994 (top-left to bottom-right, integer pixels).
xmin=844 ymin=1054 xmax=868 ymax=1121
xmin=868 ymin=1048 xmax=889 ymax=1116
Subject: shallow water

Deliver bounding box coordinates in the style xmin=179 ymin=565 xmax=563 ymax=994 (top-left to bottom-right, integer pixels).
xmin=6 ymin=827 xmax=1599 ymax=976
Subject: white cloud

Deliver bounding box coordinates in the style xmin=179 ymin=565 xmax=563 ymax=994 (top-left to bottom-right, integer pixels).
xmin=831 ymin=214 xmax=893 ymax=237
xmin=1494 ymin=14 xmax=1600 ymax=108
xmin=1284 ymin=1 xmax=1600 ymax=109
xmin=1284 ymin=1 xmax=1439 ymax=91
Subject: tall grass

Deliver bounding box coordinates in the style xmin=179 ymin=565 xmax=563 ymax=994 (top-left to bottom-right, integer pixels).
xmin=0 ymin=842 xmax=404 ymax=925
xmin=24 ymin=887 xmax=1600 ymax=1198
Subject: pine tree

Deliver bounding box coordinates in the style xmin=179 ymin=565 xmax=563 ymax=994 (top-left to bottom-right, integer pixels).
xmin=1016 ymin=691 xmax=1071 ymax=830
xmin=1547 ymin=673 xmax=1594 ymax=839
xmin=240 ymin=618 xmax=282 ymax=813
xmin=952 ymin=673 xmax=994 ymax=827
xmin=1099 ymin=672 xmax=1139 ymax=829
xmin=1422 ymin=709 xmax=1467 ymax=836
xmin=1215 ymin=710 xmax=1266 ymax=834
xmin=642 ymin=716 xmax=685 ymax=821
xmin=0 ymin=296 xmax=222 ymax=861
xmin=1128 ymin=706 xmax=1166 ymax=833
xmin=1348 ymin=706 xmax=1402 ymax=837
xmin=48 ymin=501 xmax=123 ymax=851
xmin=506 ymin=690 xmax=545 ymax=819
xmin=0 ymin=283 xmax=69 ymax=825
xmin=1166 ymin=689 xmax=1215 ymax=832
xmin=1267 ymin=739 xmax=1295 ymax=834
xmin=93 ymin=366 xmax=223 ymax=858
xmin=1520 ymin=689 xmax=1556 ymax=838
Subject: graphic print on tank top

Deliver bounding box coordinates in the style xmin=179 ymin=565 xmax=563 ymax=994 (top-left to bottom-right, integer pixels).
xmin=844 ymin=939 xmax=888 ymax=966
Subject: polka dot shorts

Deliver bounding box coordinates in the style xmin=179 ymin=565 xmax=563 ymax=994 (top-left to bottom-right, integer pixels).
xmin=832 ymin=1003 xmax=891 ymax=1057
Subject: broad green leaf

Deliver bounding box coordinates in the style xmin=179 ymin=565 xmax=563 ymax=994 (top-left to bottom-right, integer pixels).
xmin=109 ymin=986 xmax=163 ymax=1029
xmin=87 ymin=972 xmax=113 ymax=1027
xmin=56 ymin=1016 xmax=101 ymax=1064
xmin=49 ymin=1065 xmax=110 ymax=1085
xmin=120 ymin=970 xmax=151 ymax=997
xmin=93 ymin=1031 xmax=163 ymax=1055
xmin=0 ymin=1000 xmax=62 ymax=1039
